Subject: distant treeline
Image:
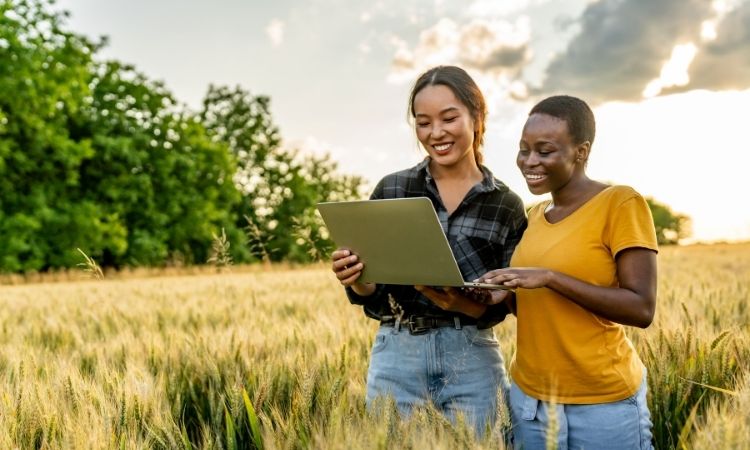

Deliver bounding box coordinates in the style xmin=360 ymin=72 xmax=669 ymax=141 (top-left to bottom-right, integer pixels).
xmin=0 ymin=0 xmax=364 ymax=272
xmin=0 ymin=1 xmax=690 ymax=273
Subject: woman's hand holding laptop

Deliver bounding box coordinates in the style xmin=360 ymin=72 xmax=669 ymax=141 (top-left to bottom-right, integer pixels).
xmin=413 ymin=285 xmax=488 ymax=318
xmin=331 ymin=248 xmax=376 ymax=297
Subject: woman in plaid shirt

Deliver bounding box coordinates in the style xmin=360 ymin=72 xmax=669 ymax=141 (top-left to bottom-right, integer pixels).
xmin=331 ymin=65 xmax=527 ymax=437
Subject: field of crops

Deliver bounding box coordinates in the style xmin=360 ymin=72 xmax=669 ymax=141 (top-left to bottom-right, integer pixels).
xmin=1 ymin=243 xmax=748 ymax=449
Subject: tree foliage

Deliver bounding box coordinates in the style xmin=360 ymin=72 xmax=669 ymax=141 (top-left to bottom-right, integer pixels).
xmin=647 ymin=198 xmax=691 ymax=245
xmin=200 ymin=85 xmax=364 ymax=262
xmin=1 ymin=0 xmax=103 ymax=271
xmin=4 ymin=0 xmax=694 ymax=272
xmin=0 ymin=0 xmax=364 ymax=272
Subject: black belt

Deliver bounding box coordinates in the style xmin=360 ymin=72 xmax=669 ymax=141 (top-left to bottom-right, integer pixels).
xmin=380 ymin=315 xmax=477 ymax=335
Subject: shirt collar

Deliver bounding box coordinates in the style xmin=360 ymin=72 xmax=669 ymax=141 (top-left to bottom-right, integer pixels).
xmin=419 ymin=156 xmax=499 ymax=193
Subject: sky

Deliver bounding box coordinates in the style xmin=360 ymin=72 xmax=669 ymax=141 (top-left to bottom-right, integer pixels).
xmin=55 ymin=0 xmax=750 ymax=243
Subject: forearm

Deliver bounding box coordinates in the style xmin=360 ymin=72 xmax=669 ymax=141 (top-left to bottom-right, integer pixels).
xmin=457 ymin=299 xmax=487 ymax=319
xmin=413 ymin=285 xmax=488 ymax=319
xmin=350 ymin=282 xmax=376 ymax=297
xmin=345 ymin=283 xmax=384 ymax=306
xmin=506 ymin=291 xmax=517 ymax=316
xmin=546 ymin=271 xmax=654 ymax=328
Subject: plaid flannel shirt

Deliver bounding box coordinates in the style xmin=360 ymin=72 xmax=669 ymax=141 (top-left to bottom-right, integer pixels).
xmin=346 ymin=158 xmax=527 ymax=328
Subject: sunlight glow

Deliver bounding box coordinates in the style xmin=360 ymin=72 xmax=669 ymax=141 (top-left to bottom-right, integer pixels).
xmin=711 ymin=0 xmax=742 ymax=14
xmin=591 ymin=89 xmax=750 ymax=243
xmin=700 ymin=20 xmax=718 ymax=41
xmin=642 ymin=43 xmax=697 ymax=98
xmin=265 ymin=19 xmax=285 ymax=47
xmin=467 ymin=0 xmax=530 ymax=17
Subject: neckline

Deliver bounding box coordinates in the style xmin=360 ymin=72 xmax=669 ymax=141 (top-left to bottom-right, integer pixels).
xmin=540 ymin=185 xmax=615 ymax=226
xmin=423 ymin=157 xmax=492 ymax=189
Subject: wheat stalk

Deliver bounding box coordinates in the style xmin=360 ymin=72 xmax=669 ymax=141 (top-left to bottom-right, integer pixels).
xmin=207 ymin=228 xmax=233 ymax=269
xmin=244 ymin=215 xmax=273 ymax=263
xmin=76 ymin=248 xmax=104 ymax=280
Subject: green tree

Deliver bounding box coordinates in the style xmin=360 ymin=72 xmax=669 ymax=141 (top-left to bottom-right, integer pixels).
xmin=0 ymin=0 xmax=102 ymax=271
xmin=77 ymin=62 xmax=246 ymax=266
xmin=0 ymin=0 xmax=362 ymax=271
xmin=646 ymin=198 xmax=691 ymax=245
xmin=200 ymin=85 xmax=364 ymax=262
xmin=0 ymin=0 xmax=245 ymax=271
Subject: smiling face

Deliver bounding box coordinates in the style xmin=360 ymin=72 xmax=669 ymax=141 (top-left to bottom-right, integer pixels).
xmin=413 ymin=84 xmax=478 ymax=171
xmin=517 ymin=113 xmax=589 ymax=195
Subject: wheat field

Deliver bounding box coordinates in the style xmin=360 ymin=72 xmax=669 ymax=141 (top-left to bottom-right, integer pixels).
xmin=0 ymin=243 xmax=748 ymax=449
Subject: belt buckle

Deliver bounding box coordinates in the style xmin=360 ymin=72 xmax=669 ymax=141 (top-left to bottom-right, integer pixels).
xmin=407 ymin=316 xmax=431 ymax=335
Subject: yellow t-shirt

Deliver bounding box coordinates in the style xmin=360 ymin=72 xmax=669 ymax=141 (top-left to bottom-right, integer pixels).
xmin=509 ymin=185 xmax=658 ymax=404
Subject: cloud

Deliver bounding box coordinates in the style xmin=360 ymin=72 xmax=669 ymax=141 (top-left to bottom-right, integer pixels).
xmin=667 ymin=1 xmax=750 ymax=93
xmin=465 ymin=0 xmax=532 ymax=18
xmin=536 ymin=0 xmax=715 ymax=103
xmin=384 ymin=0 xmax=750 ymax=107
xmin=358 ymin=42 xmax=372 ymax=55
xmin=458 ymin=19 xmax=531 ymax=71
xmin=265 ymin=19 xmax=285 ymax=47
xmin=464 ymin=0 xmax=556 ymax=19
xmin=387 ymin=35 xmax=418 ymax=82
xmin=387 ymin=17 xmax=531 ymax=83
xmin=642 ymin=43 xmax=698 ymax=98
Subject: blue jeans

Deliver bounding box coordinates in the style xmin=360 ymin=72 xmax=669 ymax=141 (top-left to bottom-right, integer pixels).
xmin=366 ymin=324 xmax=508 ymax=436
xmin=509 ymin=372 xmax=654 ymax=450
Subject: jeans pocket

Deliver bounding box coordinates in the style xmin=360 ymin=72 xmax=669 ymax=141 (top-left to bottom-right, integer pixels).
xmin=462 ymin=326 xmax=500 ymax=347
xmin=520 ymin=392 xmax=538 ymax=421
xmin=510 ymin=382 xmax=539 ymax=421
xmin=371 ymin=332 xmax=388 ymax=355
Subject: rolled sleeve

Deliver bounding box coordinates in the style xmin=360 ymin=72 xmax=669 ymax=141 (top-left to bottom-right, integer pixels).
xmin=345 ymin=283 xmax=387 ymax=305
xmin=476 ymin=301 xmax=511 ymax=329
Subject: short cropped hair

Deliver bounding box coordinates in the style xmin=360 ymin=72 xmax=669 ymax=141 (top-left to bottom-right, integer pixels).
xmin=529 ymin=95 xmax=595 ymax=147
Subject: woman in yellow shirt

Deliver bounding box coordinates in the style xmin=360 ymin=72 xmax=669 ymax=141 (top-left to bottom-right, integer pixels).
xmin=481 ymin=95 xmax=658 ymax=449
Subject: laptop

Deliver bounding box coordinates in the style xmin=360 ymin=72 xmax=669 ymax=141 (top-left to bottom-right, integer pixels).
xmin=316 ymin=197 xmax=512 ymax=290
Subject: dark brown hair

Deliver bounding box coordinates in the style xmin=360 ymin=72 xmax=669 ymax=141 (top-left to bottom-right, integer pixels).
xmin=408 ymin=66 xmax=487 ymax=165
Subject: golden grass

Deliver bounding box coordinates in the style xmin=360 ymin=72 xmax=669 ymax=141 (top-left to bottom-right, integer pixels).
xmin=0 ymin=243 xmax=748 ymax=449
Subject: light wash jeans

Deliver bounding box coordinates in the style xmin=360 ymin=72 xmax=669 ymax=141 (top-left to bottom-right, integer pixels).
xmin=366 ymin=324 xmax=508 ymax=436
xmin=508 ymin=372 xmax=654 ymax=450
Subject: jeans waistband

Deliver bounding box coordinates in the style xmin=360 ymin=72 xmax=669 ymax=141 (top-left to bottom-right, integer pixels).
xmin=381 ymin=314 xmax=477 ymax=335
